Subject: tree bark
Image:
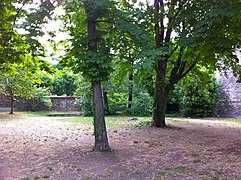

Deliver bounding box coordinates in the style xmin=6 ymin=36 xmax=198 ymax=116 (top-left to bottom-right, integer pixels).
xmin=103 ymin=91 xmax=110 ymax=114
xmin=10 ymin=93 xmax=14 ymax=114
xmin=152 ymin=0 xmax=167 ymax=127
xmin=153 ymin=60 xmax=167 ymax=128
xmin=92 ymin=81 xmax=111 ymax=151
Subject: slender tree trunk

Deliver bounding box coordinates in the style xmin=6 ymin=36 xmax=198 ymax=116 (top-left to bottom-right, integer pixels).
xmin=92 ymin=81 xmax=111 ymax=151
xmin=127 ymin=72 xmax=133 ymax=109
xmin=10 ymin=93 xmax=14 ymax=114
xmin=86 ymin=12 xmax=110 ymax=151
xmin=103 ymin=91 xmax=110 ymax=114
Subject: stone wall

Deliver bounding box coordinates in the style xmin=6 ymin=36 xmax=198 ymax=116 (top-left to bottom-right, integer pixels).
xmin=50 ymin=96 xmax=80 ymax=111
xmin=0 ymin=94 xmax=10 ymax=107
xmin=216 ymin=50 xmax=241 ymax=117
xmin=216 ymin=71 xmax=241 ymax=117
xmin=0 ymin=94 xmax=81 ymax=112
xmin=0 ymin=94 xmax=32 ymax=111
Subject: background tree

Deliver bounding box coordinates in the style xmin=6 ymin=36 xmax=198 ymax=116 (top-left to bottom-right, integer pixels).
xmin=61 ymin=0 xmax=117 ymax=151
xmin=0 ymin=0 xmax=28 ymax=70
xmin=52 ymin=70 xmax=77 ymax=96
xmin=0 ymin=66 xmax=38 ymax=114
xmin=0 ymin=0 xmax=57 ymax=72
xmin=131 ymin=0 xmax=241 ymax=127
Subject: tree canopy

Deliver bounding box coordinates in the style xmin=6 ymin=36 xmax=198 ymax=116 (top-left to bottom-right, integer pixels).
xmin=124 ymin=0 xmax=241 ymax=127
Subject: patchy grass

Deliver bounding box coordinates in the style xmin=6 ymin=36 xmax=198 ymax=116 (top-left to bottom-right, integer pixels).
xmin=155 ymin=165 xmax=188 ymax=179
xmin=63 ymin=116 xmax=153 ymax=128
xmin=1 ymin=112 xmax=241 ymax=128
xmin=0 ymin=112 xmax=151 ymax=128
xmin=209 ymin=118 xmax=241 ymax=124
xmin=25 ymin=111 xmax=80 ymax=117
xmin=228 ymin=119 xmax=241 ymax=124
xmin=167 ymin=119 xmax=192 ymax=124
xmin=199 ymin=117 xmax=241 ymax=124
xmin=134 ymin=121 xmax=152 ymax=128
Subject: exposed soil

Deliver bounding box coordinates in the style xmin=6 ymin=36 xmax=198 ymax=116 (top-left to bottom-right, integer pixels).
xmin=0 ymin=114 xmax=240 ymax=180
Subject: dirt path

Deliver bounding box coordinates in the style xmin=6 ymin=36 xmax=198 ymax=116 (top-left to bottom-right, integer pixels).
xmin=0 ymin=115 xmax=240 ymax=179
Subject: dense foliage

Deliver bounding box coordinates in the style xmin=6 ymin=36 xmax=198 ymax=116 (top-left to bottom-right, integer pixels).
xmin=0 ymin=0 xmax=26 ymax=68
xmin=52 ymin=72 xmax=77 ymax=96
xmin=131 ymin=92 xmax=153 ymax=117
xmin=171 ymin=74 xmax=219 ymax=118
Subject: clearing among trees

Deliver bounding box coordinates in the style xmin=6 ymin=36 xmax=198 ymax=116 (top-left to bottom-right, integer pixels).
xmin=0 ymin=113 xmax=240 ymax=179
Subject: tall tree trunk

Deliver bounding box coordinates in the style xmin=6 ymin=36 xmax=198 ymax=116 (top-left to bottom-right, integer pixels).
xmin=152 ymin=0 xmax=167 ymax=127
xmin=127 ymin=72 xmax=133 ymax=109
xmin=87 ymin=14 xmax=110 ymax=151
xmin=92 ymin=81 xmax=111 ymax=151
xmin=10 ymin=93 xmax=14 ymax=114
xmin=103 ymin=91 xmax=110 ymax=114
xmin=153 ymin=67 xmax=166 ymax=127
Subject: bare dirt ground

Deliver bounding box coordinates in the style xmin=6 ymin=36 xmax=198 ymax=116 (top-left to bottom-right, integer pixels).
xmin=0 ymin=114 xmax=241 ymax=180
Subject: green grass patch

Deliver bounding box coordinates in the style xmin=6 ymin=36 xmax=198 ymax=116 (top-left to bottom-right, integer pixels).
xmin=155 ymin=165 xmax=187 ymax=179
xmin=3 ymin=111 xmax=241 ymax=128
xmin=107 ymin=116 xmax=151 ymax=128
xmin=25 ymin=111 xmax=80 ymax=117
xmin=175 ymin=165 xmax=187 ymax=172
xmin=168 ymin=117 xmax=241 ymax=125
xmin=134 ymin=121 xmax=152 ymax=128
xmin=55 ymin=116 xmax=153 ymax=128
xmin=156 ymin=170 xmax=166 ymax=177
xmin=24 ymin=112 xmax=152 ymax=128
xmin=217 ymin=118 xmax=241 ymax=124
xmin=229 ymin=119 xmax=241 ymax=124
xmin=42 ymin=175 xmax=50 ymax=179
xmin=20 ymin=177 xmax=30 ymax=180
xmin=55 ymin=116 xmax=93 ymax=125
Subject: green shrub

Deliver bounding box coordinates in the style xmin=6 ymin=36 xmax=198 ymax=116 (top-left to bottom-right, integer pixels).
xmin=52 ymin=73 xmax=77 ymax=96
xmin=108 ymin=93 xmax=128 ymax=114
xmin=173 ymin=75 xmax=219 ymax=117
xmin=134 ymin=121 xmax=152 ymax=128
xmin=131 ymin=92 xmax=153 ymax=116
xmin=76 ymin=92 xmax=93 ymax=116
xmin=76 ymin=92 xmax=127 ymax=116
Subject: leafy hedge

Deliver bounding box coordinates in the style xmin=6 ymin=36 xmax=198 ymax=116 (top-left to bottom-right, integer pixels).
xmin=171 ymin=75 xmax=219 ymax=117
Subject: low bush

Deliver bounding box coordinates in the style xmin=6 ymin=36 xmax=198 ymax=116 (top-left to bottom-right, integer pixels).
xmin=131 ymin=92 xmax=153 ymax=116
xmin=76 ymin=92 xmax=93 ymax=116
xmin=172 ymin=75 xmax=219 ymax=117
